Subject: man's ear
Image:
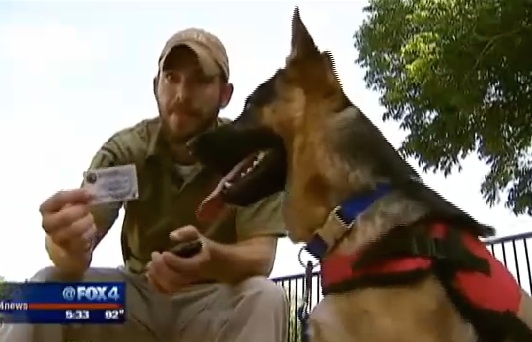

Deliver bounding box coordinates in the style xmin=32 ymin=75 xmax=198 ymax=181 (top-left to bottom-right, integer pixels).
xmin=287 ymin=7 xmax=319 ymax=63
xmin=220 ymin=82 xmax=234 ymax=109
xmin=153 ymin=76 xmax=158 ymax=98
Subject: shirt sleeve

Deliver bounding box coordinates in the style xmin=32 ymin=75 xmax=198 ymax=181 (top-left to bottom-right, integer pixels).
xmin=81 ymin=130 xmax=140 ymax=234
xmin=234 ymin=192 xmax=287 ymax=241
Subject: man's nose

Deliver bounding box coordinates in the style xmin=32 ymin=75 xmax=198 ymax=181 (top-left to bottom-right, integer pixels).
xmin=173 ymin=82 xmax=191 ymax=103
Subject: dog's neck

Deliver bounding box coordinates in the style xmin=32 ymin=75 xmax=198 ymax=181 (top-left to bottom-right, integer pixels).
xmin=332 ymin=190 xmax=429 ymax=256
xmin=284 ymin=105 xmax=431 ymax=252
xmin=283 ymin=106 xmax=395 ymax=242
xmin=319 ymin=106 xmax=391 ymax=201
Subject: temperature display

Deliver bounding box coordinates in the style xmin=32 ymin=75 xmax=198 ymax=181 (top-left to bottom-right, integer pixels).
xmin=104 ymin=309 xmax=125 ymax=320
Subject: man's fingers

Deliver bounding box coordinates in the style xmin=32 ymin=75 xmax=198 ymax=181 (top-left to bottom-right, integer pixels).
xmin=42 ymin=204 xmax=90 ymax=235
xmin=148 ymin=253 xmax=177 ymax=293
xmin=49 ymin=214 xmax=94 ymax=249
xmin=161 ymin=251 xmax=204 ymax=274
xmin=150 ymin=252 xmax=177 ymax=278
xmin=170 ymin=225 xmax=200 ymax=242
xmin=74 ymin=214 xmax=96 ymax=238
xmin=39 ymin=189 xmax=92 ymax=214
xmin=148 ymin=252 xmax=193 ymax=293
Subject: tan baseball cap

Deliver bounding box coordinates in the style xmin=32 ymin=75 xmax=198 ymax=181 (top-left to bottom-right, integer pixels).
xmin=158 ymin=28 xmax=230 ymax=80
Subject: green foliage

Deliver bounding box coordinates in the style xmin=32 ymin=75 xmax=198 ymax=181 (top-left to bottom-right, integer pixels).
xmin=355 ymin=0 xmax=532 ymax=214
xmin=0 ymin=276 xmax=7 ymax=300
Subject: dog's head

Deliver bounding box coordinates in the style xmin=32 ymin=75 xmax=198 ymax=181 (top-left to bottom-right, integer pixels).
xmin=190 ymin=8 xmax=349 ymax=218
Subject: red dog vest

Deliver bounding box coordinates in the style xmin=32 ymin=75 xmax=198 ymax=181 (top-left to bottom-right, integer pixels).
xmin=320 ymin=223 xmax=522 ymax=314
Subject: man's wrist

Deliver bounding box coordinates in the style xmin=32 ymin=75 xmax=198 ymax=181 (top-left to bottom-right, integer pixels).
xmin=207 ymin=236 xmax=277 ymax=282
xmin=202 ymin=239 xmax=260 ymax=283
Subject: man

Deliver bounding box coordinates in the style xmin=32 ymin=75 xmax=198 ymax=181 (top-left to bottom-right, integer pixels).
xmin=0 ymin=28 xmax=288 ymax=342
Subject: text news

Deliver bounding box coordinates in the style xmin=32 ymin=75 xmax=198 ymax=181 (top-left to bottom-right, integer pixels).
xmin=0 ymin=282 xmax=126 ymax=324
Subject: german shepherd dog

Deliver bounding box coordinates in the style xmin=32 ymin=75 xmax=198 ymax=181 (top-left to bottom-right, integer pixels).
xmin=190 ymin=8 xmax=532 ymax=342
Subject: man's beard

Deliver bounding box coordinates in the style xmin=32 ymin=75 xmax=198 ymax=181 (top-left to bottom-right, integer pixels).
xmin=161 ymin=107 xmax=220 ymax=145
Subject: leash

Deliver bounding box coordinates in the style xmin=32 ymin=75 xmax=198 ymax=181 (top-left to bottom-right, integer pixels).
xmin=297 ymin=248 xmax=318 ymax=342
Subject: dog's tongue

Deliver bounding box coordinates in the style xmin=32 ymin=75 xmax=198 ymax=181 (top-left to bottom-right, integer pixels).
xmin=197 ymin=155 xmax=257 ymax=223
xmin=196 ymin=178 xmax=227 ymax=223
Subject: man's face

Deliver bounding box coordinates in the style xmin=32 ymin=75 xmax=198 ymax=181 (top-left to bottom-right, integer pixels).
xmin=156 ymin=46 xmax=229 ymax=144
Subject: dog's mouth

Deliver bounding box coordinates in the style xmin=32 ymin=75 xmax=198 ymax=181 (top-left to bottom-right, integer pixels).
xmin=216 ymin=150 xmax=267 ymax=192
xmin=189 ymin=127 xmax=287 ymax=222
xmin=198 ymin=150 xmax=265 ymax=219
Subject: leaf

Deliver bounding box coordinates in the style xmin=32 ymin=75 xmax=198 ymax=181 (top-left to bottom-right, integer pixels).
xmin=354 ymin=0 xmax=532 ymax=215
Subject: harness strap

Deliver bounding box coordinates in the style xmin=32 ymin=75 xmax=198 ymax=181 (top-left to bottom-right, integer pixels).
xmin=320 ymin=222 xmax=493 ymax=294
xmin=351 ymin=222 xmax=490 ymax=274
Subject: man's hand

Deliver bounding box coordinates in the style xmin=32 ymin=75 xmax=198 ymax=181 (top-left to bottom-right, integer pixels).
xmin=40 ymin=189 xmax=96 ymax=256
xmin=146 ymin=225 xmax=212 ymax=294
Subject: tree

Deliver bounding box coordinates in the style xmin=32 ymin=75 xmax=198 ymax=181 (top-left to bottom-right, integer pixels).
xmin=0 ymin=276 xmax=6 ymax=300
xmin=354 ymin=0 xmax=532 ymax=215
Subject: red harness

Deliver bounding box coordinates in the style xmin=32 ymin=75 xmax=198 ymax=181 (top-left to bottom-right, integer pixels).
xmin=320 ymin=223 xmax=522 ymax=314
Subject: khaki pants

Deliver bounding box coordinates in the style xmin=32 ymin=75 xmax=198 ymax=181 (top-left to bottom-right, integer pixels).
xmin=0 ymin=267 xmax=289 ymax=342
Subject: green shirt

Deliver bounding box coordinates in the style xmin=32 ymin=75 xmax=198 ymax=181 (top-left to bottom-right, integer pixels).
xmin=85 ymin=117 xmax=286 ymax=272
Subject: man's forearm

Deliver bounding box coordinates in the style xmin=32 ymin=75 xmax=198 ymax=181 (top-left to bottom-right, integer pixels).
xmin=206 ymin=236 xmax=277 ymax=284
xmin=45 ymin=235 xmax=92 ymax=278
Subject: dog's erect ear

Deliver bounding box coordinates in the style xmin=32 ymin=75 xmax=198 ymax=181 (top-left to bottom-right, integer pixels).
xmin=288 ymin=7 xmax=319 ymax=62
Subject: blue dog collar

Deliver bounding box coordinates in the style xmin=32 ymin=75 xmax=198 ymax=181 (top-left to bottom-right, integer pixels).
xmin=305 ymin=184 xmax=391 ymax=259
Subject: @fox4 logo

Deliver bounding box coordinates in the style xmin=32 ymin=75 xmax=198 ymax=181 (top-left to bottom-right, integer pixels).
xmin=64 ymin=285 xmax=120 ymax=302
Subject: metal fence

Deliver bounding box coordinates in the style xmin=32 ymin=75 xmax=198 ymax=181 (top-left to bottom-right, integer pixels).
xmin=272 ymin=231 xmax=532 ymax=342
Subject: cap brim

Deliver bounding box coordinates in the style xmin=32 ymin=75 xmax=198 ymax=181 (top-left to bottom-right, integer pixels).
xmin=159 ymin=41 xmax=220 ymax=78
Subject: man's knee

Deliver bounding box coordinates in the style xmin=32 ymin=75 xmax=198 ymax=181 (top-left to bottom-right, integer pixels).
xmin=31 ymin=266 xmax=63 ymax=282
xmin=224 ymin=277 xmax=288 ymax=341
xmin=236 ymin=276 xmax=288 ymax=308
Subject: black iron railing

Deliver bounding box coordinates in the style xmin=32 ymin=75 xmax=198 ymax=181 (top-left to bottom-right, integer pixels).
xmin=272 ymin=231 xmax=532 ymax=342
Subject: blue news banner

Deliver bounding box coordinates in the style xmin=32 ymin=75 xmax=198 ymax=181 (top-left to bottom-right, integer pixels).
xmin=0 ymin=282 xmax=126 ymax=324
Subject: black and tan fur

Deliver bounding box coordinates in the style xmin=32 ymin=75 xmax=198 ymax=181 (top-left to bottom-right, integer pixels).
xmin=190 ymin=7 xmax=532 ymax=342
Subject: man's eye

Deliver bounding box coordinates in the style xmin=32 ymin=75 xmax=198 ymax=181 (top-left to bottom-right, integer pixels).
xmin=165 ymin=72 xmax=178 ymax=83
xmin=163 ymin=70 xmax=214 ymax=85
xmin=195 ymin=74 xmax=215 ymax=84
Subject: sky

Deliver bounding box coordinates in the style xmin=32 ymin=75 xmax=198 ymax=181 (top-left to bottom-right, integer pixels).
xmin=0 ymin=0 xmax=531 ymax=286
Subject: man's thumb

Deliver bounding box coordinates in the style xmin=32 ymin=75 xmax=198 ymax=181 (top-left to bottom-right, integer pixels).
xmin=170 ymin=225 xmax=199 ymax=242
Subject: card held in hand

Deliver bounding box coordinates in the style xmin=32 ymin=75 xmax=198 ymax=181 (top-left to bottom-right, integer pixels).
xmin=83 ymin=164 xmax=139 ymax=204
